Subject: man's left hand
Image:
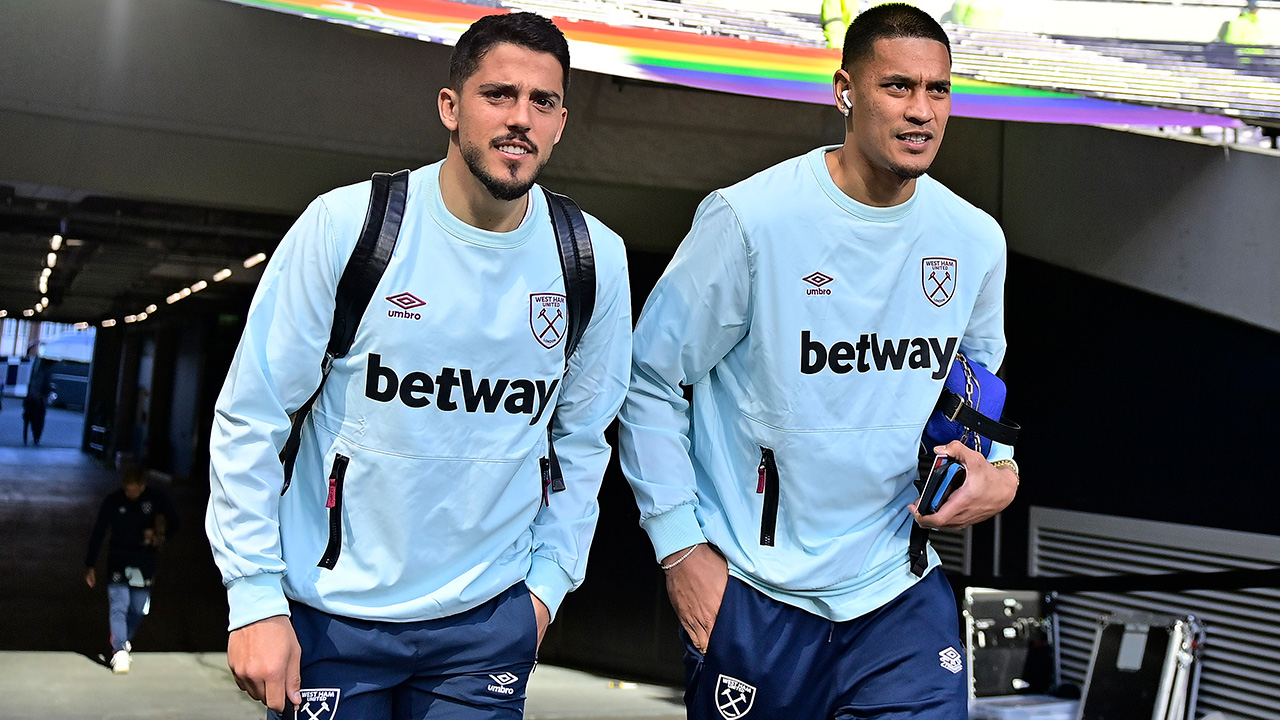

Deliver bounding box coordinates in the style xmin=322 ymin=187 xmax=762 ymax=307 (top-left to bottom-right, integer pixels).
xmin=531 ymin=592 xmax=550 ymax=650
xmin=910 ymin=440 xmax=1018 ymax=530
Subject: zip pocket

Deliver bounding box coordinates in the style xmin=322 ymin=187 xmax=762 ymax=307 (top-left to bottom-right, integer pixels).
xmin=757 ymin=446 xmax=779 ymax=547
xmin=317 ymin=453 xmax=349 ymax=570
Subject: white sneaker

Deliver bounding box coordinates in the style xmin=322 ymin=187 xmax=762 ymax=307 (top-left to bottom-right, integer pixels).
xmin=111 ymin=650 xmax=131 ymax=674
xmin=124 ymin=641 xmax=132 ymax=652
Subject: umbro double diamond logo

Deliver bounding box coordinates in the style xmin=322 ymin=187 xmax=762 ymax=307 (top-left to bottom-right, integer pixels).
xmin=386 ymin=292 xmax=426 ymax=320
xmin=802 ymin=271 xmax=833 ymax=296
xmin=487 ymin=672 xmax=519 ymax=696
xmin=939 ymin=647 xmax=963 ymax=674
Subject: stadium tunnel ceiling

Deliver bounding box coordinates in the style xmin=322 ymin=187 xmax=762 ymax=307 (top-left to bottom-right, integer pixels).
xmin=0 ymin=184 xmax=289 ymax=325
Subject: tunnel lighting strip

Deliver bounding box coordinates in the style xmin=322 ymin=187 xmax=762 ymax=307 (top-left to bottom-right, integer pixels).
xmin=81 ymin=251 xmax=269 ymax=329
xmin=13 ymin=242 xmax=272 ymax=330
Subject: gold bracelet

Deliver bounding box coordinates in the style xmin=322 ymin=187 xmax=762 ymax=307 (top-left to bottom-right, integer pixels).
xmin=991 ymin=458 xmax=1019 ymax=483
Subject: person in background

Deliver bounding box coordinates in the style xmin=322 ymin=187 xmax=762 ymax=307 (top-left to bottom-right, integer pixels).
xmin=22 ymin=378 xmax=47 ymax=446
xmin=85 ymin=467 xmax=180 ymax=674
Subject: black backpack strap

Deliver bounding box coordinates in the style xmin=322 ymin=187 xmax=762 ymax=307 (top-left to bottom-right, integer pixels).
xmin=934 ymin=389 xmax=1021 ymax=446
xmin=279 ymin=169 xmax=410 ymax=493
xmin=544 ymin=188 xmax=595 ymax=362
xmin=541 ymin=188 xmax=595 ymax=497
xmin=909 ymin=526 xmax=931 ymax=578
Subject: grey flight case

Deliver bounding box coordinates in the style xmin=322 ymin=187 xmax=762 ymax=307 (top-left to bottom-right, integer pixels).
xmin=1077 ymin=612 xmax=1204 ymax=720
xmin=964 ymin=587 xmax=1059 ymax=698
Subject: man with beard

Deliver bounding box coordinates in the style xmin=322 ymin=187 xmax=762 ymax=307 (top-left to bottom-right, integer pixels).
xmin=206 ymin=12 xmax=631 ymax=719
xmin=619 ymin=5 xmax=1017 ymax=718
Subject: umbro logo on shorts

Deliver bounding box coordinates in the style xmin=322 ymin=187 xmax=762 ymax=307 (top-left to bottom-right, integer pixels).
xmin=939 ymin=647 xmax=963 ymax=674
xmin=296 ymin=688 xmax=340 ymax=720
xmin=487 ymin=672 xmax=519 ymax=696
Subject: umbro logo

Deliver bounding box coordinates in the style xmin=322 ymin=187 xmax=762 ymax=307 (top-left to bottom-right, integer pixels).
xmin=487 ymin=672 xmax=519 ymax=696
xmin=939 ymin=647 xmax=963 ymax=674
xmin=386 ymin=292 xmax=426 ymax=320
xmin=803 ymin=272 xmax=833 ymax=296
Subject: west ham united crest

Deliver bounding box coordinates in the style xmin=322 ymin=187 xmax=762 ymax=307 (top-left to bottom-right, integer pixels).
xmin=294 ymin=689 xmax=340 ymax=720
xmin=530 ymin=293 xmax=567 ymax=349
xmin=922 ymin=257 xmax=957 ymax=308
xmin=715 ymin=674 xmax=757 ymax=720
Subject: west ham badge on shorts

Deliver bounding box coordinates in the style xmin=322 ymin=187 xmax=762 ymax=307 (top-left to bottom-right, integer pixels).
xmin=715 ymin=674 xmax=757 ymax=720
xmin=922 ymin=257 xmax=957 ymax=308
xmin=530 ymin=293 xmax=567 ymax=349
xmin=294 ymin=688 xmax=340 ymax=720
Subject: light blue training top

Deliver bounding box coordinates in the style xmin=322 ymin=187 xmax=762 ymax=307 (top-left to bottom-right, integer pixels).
xmin=620 ymin=146 xmax=1011 ymax=622
xmin=206 ymin=161 xmax=632 ymax=631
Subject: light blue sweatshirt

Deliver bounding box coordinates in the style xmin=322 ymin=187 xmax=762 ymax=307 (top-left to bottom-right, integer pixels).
xmin=619 ymin=146 xmax=1010 ymax=622
xmin=206 ymin=161 xmax=631 ymax=631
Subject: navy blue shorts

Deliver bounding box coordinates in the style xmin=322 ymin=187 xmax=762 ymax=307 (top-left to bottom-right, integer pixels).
xmin=682 ymin=569 xmax=966 ymax=720
xmin=271 ymin=583 xmax=538 ymax=720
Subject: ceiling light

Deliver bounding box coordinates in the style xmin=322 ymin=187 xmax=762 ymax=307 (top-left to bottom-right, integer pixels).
xmin=213 ymin=268 xmax=232 ymax=282
xmin=124 ymin=315 xmax=137 ymax=323
xmin=145 ymin=304 xmax=157 ymax=314
xmin=41 ymin=268 xmax=51 ymax=278
xmin=137 ymin=311 xmax=148 ymax=321
xmin=51 ymin=235 xmax=63 ymax=251
xmin=243 ymin=252 xmax=266 ymax=269
xmin=166 ymin=293 xmax=181 ymax=305
xmin=74 ymin=322 xmax=88 ymax=330
xmin=38 ymin=280 xmax=47 ymax=294
xmin=22 ymin=309 xmax=34 ymax=317
xmin=34 ymin=305 xmax=42 ymax=313
xmin=40 ymin=297 xmax=48 ymax=307
xmin=179 ymin=288 xmax=191 ymax=298
xmin=190 ymin=280 xmax=208 ymax=293
xmin=46 ymin=252 xmax=57 ymax=268
xmin=0 ymin=310 xmax=7 ymax=318
xmin=101 ymin=318 xmax=116 ymax=327
xmin=66 ymin=238 xmax=84 ymax=247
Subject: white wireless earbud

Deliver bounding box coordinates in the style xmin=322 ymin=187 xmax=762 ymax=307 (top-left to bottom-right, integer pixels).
xmin=840 ymin=89 xmax=851 ymax=117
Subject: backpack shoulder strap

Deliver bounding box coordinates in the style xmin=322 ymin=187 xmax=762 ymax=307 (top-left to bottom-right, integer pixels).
xmin=540 ymin=188 xmax=595 ymax=498
xmin=543 ymin=188 xmax=595 ymax=363
xmin=280 ymin=169 xmax=409 ymax=491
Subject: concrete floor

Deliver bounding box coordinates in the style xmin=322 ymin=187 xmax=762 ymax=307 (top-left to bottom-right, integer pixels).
xmin=0 ymin=406 xmax=682 ymax=719
xmin=0 ymin=652 xmax=684 ymax=720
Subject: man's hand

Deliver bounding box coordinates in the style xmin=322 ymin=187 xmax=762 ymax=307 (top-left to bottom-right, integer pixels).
xmin=227 ymin=615 xmax=302 ymax=712
xmin=530 ymin=592 xmax=550 ymax=650
xmin=662 ymin=544 xmax=728 ymax=654
xmin=84 ymin=568 xmax=96 ymax=588
xmin=911 ymin=441 xmax=1018 ymax=530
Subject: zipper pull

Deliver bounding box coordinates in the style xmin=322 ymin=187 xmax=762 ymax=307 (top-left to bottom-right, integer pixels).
xmin=539 ymin=457 xmax=551 ymax=507
xmin=326 ymin=474 xmax=338 ymax=509
xmin=757 ymin=456 xmax=767 ymax=494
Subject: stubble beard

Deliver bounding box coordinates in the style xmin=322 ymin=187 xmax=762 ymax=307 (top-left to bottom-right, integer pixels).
xmin=461 ymin=139 xmax=546 ymax=202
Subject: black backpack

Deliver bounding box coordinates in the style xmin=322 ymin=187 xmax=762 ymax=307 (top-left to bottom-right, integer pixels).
xmin=279 ymin=170 xmax=595 ymax=501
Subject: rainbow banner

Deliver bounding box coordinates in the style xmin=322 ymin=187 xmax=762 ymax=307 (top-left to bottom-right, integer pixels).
xmin=223 ymin=0 xmax=1237 ymax=127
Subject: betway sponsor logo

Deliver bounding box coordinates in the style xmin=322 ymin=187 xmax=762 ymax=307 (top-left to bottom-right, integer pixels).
xmin=365 ymin=353 xmax=557 ymax=425
xmin=800 ymin=330 xmax=957 ymax=380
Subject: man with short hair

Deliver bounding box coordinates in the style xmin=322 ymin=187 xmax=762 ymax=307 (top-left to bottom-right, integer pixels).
xmin=620 ymin=5 xmax=1017 ymax=718
xmin=207 ymin=12 xmax=631 ymax=719
xmin=85 ymin=468 xmax=179 ymax=674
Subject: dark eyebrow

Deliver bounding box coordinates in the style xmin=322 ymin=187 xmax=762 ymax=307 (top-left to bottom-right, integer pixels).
xmin=530 ymin=88 xmax=563 ymax=105
xmin=476 ymin=82 xmax=562 ymax=105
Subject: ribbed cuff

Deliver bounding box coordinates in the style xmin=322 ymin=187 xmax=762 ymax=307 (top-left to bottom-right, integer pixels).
xmin=225 ymin=572 xmax=289 ymax=631
xmin=526 ymin=556 xmax=574 ymax=622
xmin=640 ymin=503 xmax=707 ymax=563
xmin=986 ymin=441 xmax=1014 ymax=462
